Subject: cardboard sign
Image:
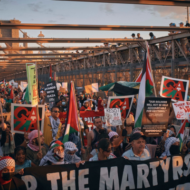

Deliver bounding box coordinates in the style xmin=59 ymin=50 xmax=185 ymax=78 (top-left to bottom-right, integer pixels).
xmin=141 ymin=97 xmax=171 ymax=137
xmin=26 ymin=64 xmax=38 ymax=105
xmin=11 ymin=104 xmax=45 ymax=134
xmin=107 ymin=95 xmax=134 ymax=118
xmin=160 ymin=76 xmax=189 ymax=101
xmin=59 ymin=87 xmax=66 ymax=93
xmin=44 ymin=81 xmax=58 ymax=103
xmin=173 ymin=101 xmax=190 ymax=120
xmin=104 ymin=108 xmax=122 ymax=126
xmin=85 ymin=85 xmax=92 ymax=94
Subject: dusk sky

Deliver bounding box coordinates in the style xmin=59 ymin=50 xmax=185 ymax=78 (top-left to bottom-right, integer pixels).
xmin=0 ymin=0 xmax=188 ymax=48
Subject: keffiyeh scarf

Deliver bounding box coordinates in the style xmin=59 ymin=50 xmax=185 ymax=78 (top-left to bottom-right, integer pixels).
xmin=49 ymin=116 xmax=60 ymax=140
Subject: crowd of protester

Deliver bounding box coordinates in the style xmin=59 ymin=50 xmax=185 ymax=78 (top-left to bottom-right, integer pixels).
xmin=0 ymin=83 xmax=189 ymax=189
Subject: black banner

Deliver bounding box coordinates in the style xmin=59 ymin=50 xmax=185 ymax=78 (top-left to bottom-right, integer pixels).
xmin=141 ymin=97 xmax=171 ymax=137
xmin=44 ymin=81 xmax=58 ymax=103
xmin=19 ymin=155 xmax=190 ymax=190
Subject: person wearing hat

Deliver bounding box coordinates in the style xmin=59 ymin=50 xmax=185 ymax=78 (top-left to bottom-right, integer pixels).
xmin=0 ymin=156 xmax=27 ymax=189
xmin=39 ymin=140 xmax=65 ymax=166
xmin=80 ymin=100 xmax=91 ymax=111
xmin=122 ymin=133 xmax=151 ymax=160
xmin=26 ymin=130 xmax=47 ymax=166
xmin=43 ymin=106 xmax=62 ymax=146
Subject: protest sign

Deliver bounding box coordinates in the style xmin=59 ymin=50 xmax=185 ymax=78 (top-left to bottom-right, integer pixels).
xmin=160 ymin=76 xmax=189 ymax=101
xmin=26 ymin=64 xmax=38 ymax=105
xmin=11 ymin=104 xmax=45 ymax=134
xmin=59 ymin=87 xmax=66 ymax=93
xmin=141 ymin=97 xmax=171 ymax=137
xmin=85 ymin=84 xmax=92 ymax=94
xmin=92 ymin=83 xmax=99 ymax=92
xmin=20 ymin=81 xmax=27 ymax=90
xmin=173 ymin=101 xmax=190 ymax=120
xmin=56 ymin=82 xmax=61 ymax=91
xmin=62 ymin=82 xmax=68 ymax=91
xmin=44 ymin=81 xmax=58 ymax=103
xmin=20 ymin=155 xmax=190 ymax=190
xmin=104 ymin=108 xmax=122 ymax=126
xmin=107 ymin=95 xmax=134 ymax=118
xmin=85 ymin=83 xmax=99 ymax=93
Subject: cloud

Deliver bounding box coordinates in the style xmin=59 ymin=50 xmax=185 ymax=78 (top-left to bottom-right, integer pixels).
xmin=28 ymin=3 xmax=42 ymax=12
xmin=100 ymin=4 xmax=114 ymax=14
xmin=134 ymin=5 xmax=186 ymax=21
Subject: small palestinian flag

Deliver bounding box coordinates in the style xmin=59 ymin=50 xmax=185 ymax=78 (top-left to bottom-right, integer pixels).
xmin=177 ymin=119 xmax=187 ymax=151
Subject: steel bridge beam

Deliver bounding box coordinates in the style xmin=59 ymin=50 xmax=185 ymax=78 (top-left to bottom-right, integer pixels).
xmin=56 ymin=0 xmax=190 ymax=6
xmin=0 ymin=38 xmax=144 ymax=43
xmin=0 ymin=23 xmax=189 ymax=31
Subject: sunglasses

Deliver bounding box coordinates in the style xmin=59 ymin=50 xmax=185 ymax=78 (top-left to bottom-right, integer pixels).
xmin=53 ymin=111 xmax=60 ymax=113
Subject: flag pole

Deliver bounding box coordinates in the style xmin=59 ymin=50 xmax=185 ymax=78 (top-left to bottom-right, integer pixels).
xmin=145 ymin=41 xmax=157 ymax=97
xmin=71 ymin=81 xmax=85 ymax=160
xmin=35 ymin=63 xmax=41 ymax=153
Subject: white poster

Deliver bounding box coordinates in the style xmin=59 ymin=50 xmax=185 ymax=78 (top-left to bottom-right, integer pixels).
xmin=92 ymin=83 xmax=99 ymax=92
xmin=104 ymin=108 xmax=122 ymax=126
xmin=62 ymin=82 xmax=68 ymax=91
xmin=56 ymin=83 xmax=61 ymax=90
xmin=172 ymin=101 xmax=190 ymax=120
xmin=20 ymin=81 xmax=28 ymax=89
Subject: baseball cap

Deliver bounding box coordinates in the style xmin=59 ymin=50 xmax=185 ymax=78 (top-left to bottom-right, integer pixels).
xmin=129 ymin=133 xmax=146 ymax=142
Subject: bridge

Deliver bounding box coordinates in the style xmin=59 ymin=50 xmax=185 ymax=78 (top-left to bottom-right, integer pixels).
xmin=0 ymin=20 xmax=190 ymax=94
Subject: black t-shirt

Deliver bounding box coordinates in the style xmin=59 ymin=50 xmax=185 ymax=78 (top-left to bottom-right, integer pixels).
xmin=14 ymin=133 xmax=24 ymax=147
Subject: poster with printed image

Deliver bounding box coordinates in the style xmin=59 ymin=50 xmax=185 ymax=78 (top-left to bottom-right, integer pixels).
xmin=160 ymin=76 xmax=189 ymax=101
xmin=11 ymin=104 xmax=45 ymax=134
xmin=104 ymin=108 xmax=122 ymax=126
xmin=107 ymin=95 xmax=134 ymax=118
xmin=172 ymin=101 xmax=190 ymax=120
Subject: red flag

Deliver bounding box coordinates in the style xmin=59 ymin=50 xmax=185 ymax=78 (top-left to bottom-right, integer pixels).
xmin=10 ymin=88 xmax=14 ymax=99
xmin=62 ymin=81 xmax=79 ymax=143
xmin=49 ymin=65 xmax=52 ymax=81
xmin=135 ymin=70 xmax=142 ymax=82
xmin=53 ymin=72 xmax=56 ymax=81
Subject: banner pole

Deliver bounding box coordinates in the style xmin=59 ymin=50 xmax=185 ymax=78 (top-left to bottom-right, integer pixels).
xmin=35 ymin=63 xmax=42 ymax=153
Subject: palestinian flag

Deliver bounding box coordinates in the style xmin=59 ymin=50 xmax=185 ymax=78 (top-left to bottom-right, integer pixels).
xmin=22 ymin=86 xmax=30 ymax=103
xmin=49 ymin=65 xmax=52 ymax=82
xmin=62 ymin=81 xmax=79 ymax=143
xmin=134 ymin=42 xmax=154 ymax=128
xmin=135 ymin=70 xmax=142 ymax=82
xmin=177 ymin=119 xmax=187 ymax=151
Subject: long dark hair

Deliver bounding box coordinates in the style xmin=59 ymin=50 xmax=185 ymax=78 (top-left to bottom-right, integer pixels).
xmin=14 ymin=146 xmax=26 ymax=161
xmin=1 ymin=121 xmax=11 ymax=148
